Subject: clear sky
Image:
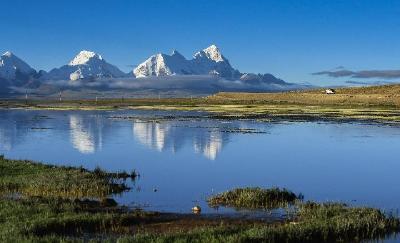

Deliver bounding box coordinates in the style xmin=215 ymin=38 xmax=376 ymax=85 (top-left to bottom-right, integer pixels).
xmin=1 ymin=0 xmax=400 ymax=85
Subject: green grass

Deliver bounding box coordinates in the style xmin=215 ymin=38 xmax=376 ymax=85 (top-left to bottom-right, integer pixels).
xmin=0 ymin=155 xmax=135 ymax=199
xmin=207 ymin=187 xmax=301 ymax=209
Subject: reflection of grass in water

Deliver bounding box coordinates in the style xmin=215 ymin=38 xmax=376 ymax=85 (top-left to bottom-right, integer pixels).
xmin=0 ymin=155 xmax=136 ymax=199
xmin=207 ymin=187 xmax=301 ymax=210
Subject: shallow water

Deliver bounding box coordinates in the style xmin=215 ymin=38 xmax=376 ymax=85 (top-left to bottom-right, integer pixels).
xmin=1 ymin=109 xmax=400 ymax=217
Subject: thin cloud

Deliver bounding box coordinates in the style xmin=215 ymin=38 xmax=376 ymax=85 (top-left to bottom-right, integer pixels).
xmin=345 ymin=80 xmax=395 ymax=85
xmin=42 ymin=75 xmax=300 ymax=92
xmin=312 ymin=70 xmax=355 ymax=78
xmin=313 ymin=68 xmax=400 ymax=79
xmin=352 ymin=70 xmax=400 ymax=79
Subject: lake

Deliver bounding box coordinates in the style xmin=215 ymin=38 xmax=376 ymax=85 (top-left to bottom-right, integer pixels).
xmin=1 ymin=109 xmax=400 ymax=216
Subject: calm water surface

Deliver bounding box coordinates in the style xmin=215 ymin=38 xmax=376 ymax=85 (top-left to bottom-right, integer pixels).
xmin=1 ymin=109 xmax=400 ymax=217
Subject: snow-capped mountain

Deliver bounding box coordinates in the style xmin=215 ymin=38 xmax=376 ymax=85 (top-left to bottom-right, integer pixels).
xmin=134 ymin=45 xmax=241 ymax=79
xmin=134 ymin=50 xmax=192 ymax=78
xmin=191 ymin=45 xmax=241 ymax=79
xmin=44 ymin=50 xmax=126 ymax=81
xmin=0 ymin=46 xmax=293 ymax=96
xmin=0 ymin=51 xmax=36 ymax=85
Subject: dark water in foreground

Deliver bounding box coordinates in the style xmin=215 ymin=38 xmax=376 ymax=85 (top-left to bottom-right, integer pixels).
xmin=1 ymin=109 xmax=400 ymax=220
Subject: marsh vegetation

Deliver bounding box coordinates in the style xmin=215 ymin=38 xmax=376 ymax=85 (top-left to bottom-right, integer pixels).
xmin=1 ymin=155 xmax=399 ymax=242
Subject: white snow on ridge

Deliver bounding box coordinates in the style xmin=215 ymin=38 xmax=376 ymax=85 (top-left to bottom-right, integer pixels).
xmin=193 ymin=44 xmax=225 ymax=62
xmin=3 ymin=51 xmax=13 ymax=57
xmin=69 ymin=50 xmax=103 ymax=66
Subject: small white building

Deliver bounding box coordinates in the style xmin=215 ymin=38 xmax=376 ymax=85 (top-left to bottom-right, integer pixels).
xmin=325 ymin=89 xmax=336 ymax=94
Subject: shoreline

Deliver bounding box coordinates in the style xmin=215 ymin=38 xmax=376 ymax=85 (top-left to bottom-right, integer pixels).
xmin=2 ymin=84 xmax=400 ymax=124
xmin=1 ymin=102 xmax=400 ymax=126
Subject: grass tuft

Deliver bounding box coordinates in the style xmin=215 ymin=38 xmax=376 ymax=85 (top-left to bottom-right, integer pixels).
xmin=208 ymin=187 xmax=300 ymax=209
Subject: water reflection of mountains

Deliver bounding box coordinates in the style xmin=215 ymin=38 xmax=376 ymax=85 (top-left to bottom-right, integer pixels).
xmin=0 ymin=111 xmax=57 ymax=151
xmin=0 ymin=111 xmax=269 ymax=160
xmin=70 ymin=115 xmax=234 ymax=160
xmin=132 ymin=120 xmax=232 ymax=160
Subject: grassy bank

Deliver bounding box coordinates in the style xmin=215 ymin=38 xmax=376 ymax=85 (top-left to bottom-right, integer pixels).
xmin=0 ymin=156 xmax=139 ymax=241
xmin=1 ymin=156 xmax=399 ymax=242
xmin=0 ymin=155 xmax=135 ymax=199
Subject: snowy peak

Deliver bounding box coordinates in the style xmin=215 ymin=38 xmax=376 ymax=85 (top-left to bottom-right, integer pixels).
xmin=69 ymin=50 xmax=103 ymax=66
xmin=190 ymin=45 xmax=240 ymax=79
xmin=0 ymin=51 xmax=36 ymax=81
xmin=194 ymin=44 xmax=225 ymax=62
xmin=44 ymin=50 xmax=125 ymax=81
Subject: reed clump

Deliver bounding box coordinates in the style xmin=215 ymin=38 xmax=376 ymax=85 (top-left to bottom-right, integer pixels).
xmin=207 ymin=187 xmax=301 ymax=209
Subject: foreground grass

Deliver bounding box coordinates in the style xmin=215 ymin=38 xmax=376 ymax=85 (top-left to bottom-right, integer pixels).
xmin=1 ymin=197 xmax=398 ymax=242
xmin=0 ymin=157 xmax=399 ymax=242
xmin=132 ymin=202 xmax=400 ymax=243
xmin=0 ymin=197 xmax=160 ymax=242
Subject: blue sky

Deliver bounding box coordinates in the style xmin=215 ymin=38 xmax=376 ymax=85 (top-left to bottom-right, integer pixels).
xmin=1 ymin=0 xmax=400 ymax=85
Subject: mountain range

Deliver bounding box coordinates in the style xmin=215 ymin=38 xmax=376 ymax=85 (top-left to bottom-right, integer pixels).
xmin=0 ymin=45 xmax=293 ymax=95
xmin=133 ymin=45 xmax=242 ymax=80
